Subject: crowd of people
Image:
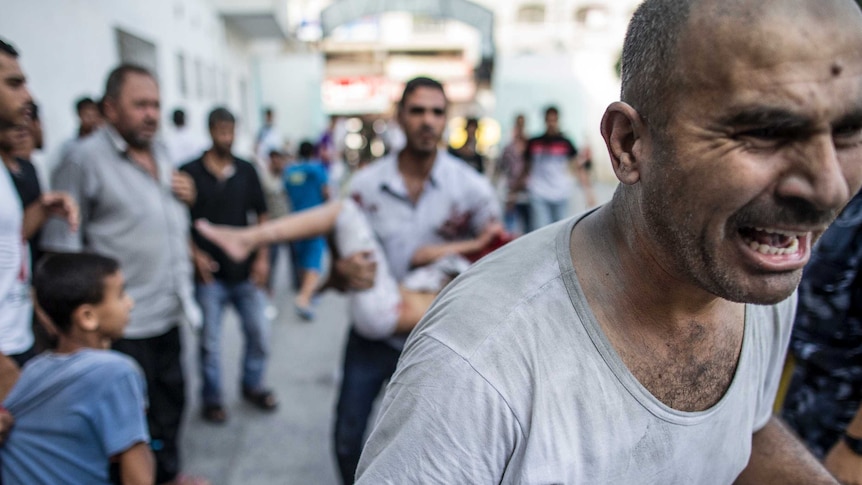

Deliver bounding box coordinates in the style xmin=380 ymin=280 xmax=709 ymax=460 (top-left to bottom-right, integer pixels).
xmin=2 ymin=0 xmax=862 ymax=483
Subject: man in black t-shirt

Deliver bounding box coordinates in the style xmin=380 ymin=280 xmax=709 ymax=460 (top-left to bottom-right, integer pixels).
xmin=180 ymin=107 xmax=275 ymax=424
xmin=517 ymin=106 xmax=596 ymax=231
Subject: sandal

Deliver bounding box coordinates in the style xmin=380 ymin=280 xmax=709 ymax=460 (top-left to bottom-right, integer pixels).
xmin=242 ymin=388 xmax=278 ymax=411
xmin=201 ymin=404 xmax=227 ymax=424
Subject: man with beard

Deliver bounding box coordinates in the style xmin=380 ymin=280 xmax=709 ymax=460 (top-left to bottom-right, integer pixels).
xmin=355 ymin=0 xmax=862 ymax=483
xmin=332 ymin=76 xmax=501 ymax=483
xmin=0 ymin=40 xmax=77 ymax=367
xmin=41 ymin=64 xmax=206 ymax=485
xmin=180 ymin=107 xmax=274 ymax=424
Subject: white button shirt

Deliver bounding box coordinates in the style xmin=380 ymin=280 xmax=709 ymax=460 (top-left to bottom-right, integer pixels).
xmin=348 ymin=149 xmax=501 ymax=345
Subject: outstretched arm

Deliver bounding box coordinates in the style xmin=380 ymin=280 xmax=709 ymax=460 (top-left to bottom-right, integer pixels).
xmin=734 ymin=416 xmax=837 ymax=484
xmin=195 ymin=200 xmax=344 ymax=262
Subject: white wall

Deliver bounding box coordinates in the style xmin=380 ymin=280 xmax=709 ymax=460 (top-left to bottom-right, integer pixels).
xmin=256 ymin=53 xmax=326 ymax=150
xmin=0 ymin=0 xmax=258 ymax=171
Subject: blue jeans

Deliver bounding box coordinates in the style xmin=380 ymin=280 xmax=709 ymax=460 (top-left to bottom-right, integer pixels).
xmin=334 ymin=328 xmax=401 ymax=484
xmin=504 ymin=201 xmax=532 ymax=235
xmin=529 ymin=194 xmax=570 ymax=231
xmin=196 ymin=280 xmax=271 ymax=406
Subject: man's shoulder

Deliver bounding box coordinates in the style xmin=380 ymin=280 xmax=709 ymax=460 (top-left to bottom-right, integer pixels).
xmin=413 ymin=224 xmax=568 ymax=355
xmin=349 ymin=156 xmax=394 ymax=191
xmin=63 ymin=130 xmax=110 ymax=167
xmin=179 ymin=157 xmax=204 ymax=173
xmin=436 ymin=151 xmax=491 ymax=188
xmin=232 ymin=156 xmax=257 ymax=171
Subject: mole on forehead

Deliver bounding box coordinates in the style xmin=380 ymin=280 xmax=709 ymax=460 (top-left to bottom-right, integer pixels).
xmin=832 ymin=63 xmax=843 ymax=77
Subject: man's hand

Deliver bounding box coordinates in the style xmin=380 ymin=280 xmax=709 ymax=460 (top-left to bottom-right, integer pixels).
xmin=172 ymin=171 xmax=197 ymax=206
xmin=476 ymin=221 xmax=505 ymax=249
xmin=192 ymin=249 xmax=219 ymax=284
xmin=250 ymin=255 xmax=270 ymax=288
xmin=825 ymin=439 xmax=862 ymax=485
xmin=335 ymin=251 xmax=377 ymax=291
xmin=0 ymin=407 xmax=13 ymax=446
xmin=40 ymin=192 xmax=79 ymax=232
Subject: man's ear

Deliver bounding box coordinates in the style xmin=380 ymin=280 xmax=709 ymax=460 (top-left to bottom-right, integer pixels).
xmin=600 ymin=102 xmax=647 ymax=186
xmin=72 ymin=304 xmax=99 ymax=333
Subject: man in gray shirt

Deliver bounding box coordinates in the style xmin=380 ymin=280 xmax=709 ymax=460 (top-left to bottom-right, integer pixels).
xmin=42 ymin=64 xmax=202 ymax=485
xmin=356 ymin=0 xmax=862 ymax=483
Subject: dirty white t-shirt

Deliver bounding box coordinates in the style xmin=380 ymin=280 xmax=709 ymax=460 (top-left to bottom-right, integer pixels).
xmin=0 ymin=163 xmax=33 ymax=355
xmin=356 ymin=214 xmax=794 ymax=484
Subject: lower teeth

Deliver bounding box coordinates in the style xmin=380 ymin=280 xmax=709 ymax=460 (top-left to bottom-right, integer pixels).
xmin=747 ymin=237 xmax=799 ymax=255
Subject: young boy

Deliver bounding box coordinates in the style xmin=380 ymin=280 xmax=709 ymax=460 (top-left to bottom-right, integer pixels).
xmin=1 ymin=253 xmax=153 ymax=485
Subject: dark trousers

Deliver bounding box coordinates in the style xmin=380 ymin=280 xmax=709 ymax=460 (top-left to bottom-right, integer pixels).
xmin=8 ymin=345 xmax=36 ymax=368
xmin=333 ymin=328 xmax=401 ymax=484
xmin=113 ymin=326 xmax=185 ymax=484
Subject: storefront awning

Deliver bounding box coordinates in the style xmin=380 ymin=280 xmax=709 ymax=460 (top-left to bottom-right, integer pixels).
xmin=320 ymin=0 xmax=495 ymax=60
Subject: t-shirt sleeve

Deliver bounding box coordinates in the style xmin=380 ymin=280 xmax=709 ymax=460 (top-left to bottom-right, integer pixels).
xmin=567 ymin=139 xmax=578 ymax=158
xmin=40 ymin=155 xmax=91 ymax=252
xmin=92 ymin=364 xmax=150 ymax=457
xmin=356 ymin=336 xmax=520 ymax=484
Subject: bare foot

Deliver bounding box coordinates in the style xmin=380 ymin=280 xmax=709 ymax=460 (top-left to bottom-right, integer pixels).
xmin=194 ymin=219 xmax=254 ymax=262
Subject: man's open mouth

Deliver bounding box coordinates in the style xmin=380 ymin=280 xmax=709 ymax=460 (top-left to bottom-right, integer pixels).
xmin=738 ymin=227 xmax=804 ymax=256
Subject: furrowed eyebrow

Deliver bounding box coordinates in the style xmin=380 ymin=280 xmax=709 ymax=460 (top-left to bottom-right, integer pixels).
xmin=718 ymin=107 xmax=813 ymax=132
xmin=833 ymin=108 xmax=862 ymax=130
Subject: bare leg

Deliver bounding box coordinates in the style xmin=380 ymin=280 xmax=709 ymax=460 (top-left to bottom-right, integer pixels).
xmin=195 ymin=201 xmax=344 ymax=262
xmin=295 ymin=270 xmax=321 ymax=318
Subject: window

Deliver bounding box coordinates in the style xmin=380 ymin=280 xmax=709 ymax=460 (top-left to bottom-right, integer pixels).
xmin=208 ymin=64 xmax=217 ymax=99
xmin=177 ymin=53 xmax=187 ymax=97
xmin=222 ymin=70 xmax=230 ymax=102
xmin=574 ymin=5 xmax=610 ymax=30
xmin=116 ymin=28 xmax=158 ymax=77
xmin=195 ymin=58 xmax=204 ymax=99
xmin=517 ymin=4 xmax=546 ymax=24
xmin=413 ymin=15 xmax=446 ymax=34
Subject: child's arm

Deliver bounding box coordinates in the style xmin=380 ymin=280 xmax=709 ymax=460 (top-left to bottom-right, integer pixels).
xmin=117 ymin=441 xmax=154 ymax=485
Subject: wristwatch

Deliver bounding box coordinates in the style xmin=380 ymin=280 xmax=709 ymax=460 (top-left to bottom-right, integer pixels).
xmin=843 ymin=432 xmax=862 ymax=455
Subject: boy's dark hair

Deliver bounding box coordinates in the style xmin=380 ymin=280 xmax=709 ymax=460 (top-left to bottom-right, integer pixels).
xmin=0 ymin=38 xmax=19 ymax=58
xmin=34 ymin=253 xmax=121 ymax=334
xmin=208 ymin=106 xmax=235 ymax=128
xmin=398 ymin=77 xmax=446 ymax=109
xmin=545 ymin=105 xmax=559 ymax=117
xmin=299 ymin=140 xmax=315 ymax=159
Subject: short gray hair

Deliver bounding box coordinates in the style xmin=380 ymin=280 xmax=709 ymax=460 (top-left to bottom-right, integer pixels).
xmin=620 ymin=0 xmax=694 ymax=129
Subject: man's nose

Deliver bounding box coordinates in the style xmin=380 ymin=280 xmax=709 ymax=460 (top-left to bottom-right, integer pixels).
xmin=777 ymin=134 xmax=850 ymax=211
